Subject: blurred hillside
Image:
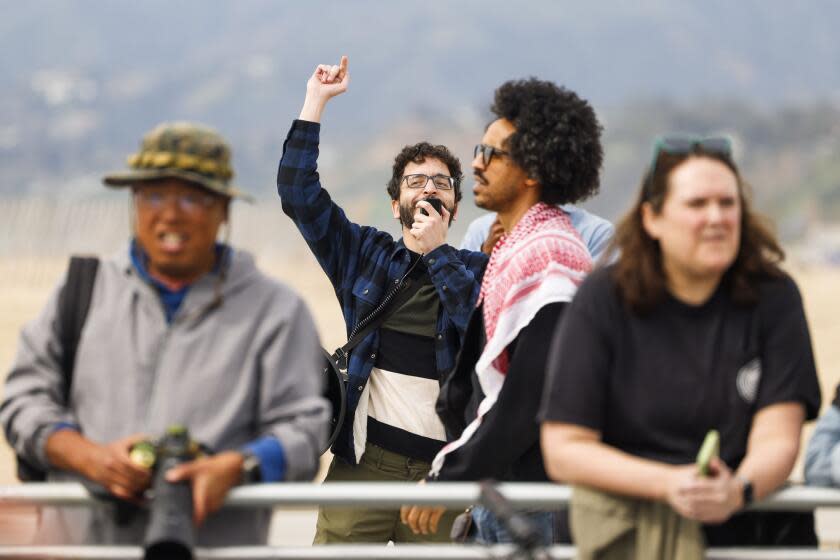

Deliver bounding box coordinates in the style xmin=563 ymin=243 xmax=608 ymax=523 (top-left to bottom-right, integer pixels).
xmin=1 ymin=0 xmax=840 ymax=238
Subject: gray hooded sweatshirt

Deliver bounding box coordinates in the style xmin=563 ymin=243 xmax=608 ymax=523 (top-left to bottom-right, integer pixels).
xmin=1 ymin=245 xmax=329 ymax=545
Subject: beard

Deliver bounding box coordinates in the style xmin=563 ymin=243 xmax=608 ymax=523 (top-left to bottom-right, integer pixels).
xmin=398 ymin=198 xmax=455 ymax=227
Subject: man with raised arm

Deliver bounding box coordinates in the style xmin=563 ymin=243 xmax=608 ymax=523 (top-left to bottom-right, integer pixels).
xmin=277 ymin=56 xmax=487 ymax=543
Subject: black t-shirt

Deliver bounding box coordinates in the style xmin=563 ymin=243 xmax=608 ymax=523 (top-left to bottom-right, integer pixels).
xmin=369 ymin=250 xmax=444 ymax=462
xmin=539 ymin=265 xmax=821 ymax=469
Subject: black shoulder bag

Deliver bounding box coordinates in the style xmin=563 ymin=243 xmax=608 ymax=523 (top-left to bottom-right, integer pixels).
xmin=16 ymin=256 xmax=100 ymax=481
xmin=321 ymin=271 xmax=425 ymax=452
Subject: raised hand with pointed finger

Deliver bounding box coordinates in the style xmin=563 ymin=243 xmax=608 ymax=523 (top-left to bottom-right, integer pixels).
xmin=300 ymin=55 xmax=349 ymax=123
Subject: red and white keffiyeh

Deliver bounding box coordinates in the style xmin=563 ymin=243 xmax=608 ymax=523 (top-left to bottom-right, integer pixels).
xmin=431 ymin=202 xmax=592 ymax=477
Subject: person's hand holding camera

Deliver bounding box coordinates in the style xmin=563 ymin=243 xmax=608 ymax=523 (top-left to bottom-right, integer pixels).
xmin=165 ymin=450 xmax=245 ymax=526
xmin=46 ymin=430 xmax=152 ymax=501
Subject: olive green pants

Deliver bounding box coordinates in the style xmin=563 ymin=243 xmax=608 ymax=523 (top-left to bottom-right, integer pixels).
xmin=313 ymin=443 xmax=459 ymax=543
xmin=571 ymin=485 xmax=704 ymax=560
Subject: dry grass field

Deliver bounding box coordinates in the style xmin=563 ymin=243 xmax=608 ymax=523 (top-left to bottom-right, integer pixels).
xmin=1 ymin=197 xmax=839 ymax=546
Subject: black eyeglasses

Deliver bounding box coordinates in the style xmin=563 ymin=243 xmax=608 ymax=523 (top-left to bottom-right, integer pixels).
xmin=402 ymin=174 xmax=455 ymax=190
xmin=649 ymin=136 xmax=732 ymax=174
xmin=474 ymin=144 xmax=509 ymax=167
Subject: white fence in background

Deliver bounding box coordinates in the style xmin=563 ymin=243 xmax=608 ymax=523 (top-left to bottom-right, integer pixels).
xmin=0 ymin=196 xmax=303 ymax=261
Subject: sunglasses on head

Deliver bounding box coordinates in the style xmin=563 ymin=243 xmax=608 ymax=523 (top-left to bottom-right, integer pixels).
xmin=646 ymin=135 xmax=733 ymax=197
xmin=649 ymin=135 xmax=732 ymax=172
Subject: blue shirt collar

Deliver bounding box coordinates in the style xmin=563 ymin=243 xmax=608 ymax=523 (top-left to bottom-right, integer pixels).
xmin=130 ymin=239 xmax=229 ymax=322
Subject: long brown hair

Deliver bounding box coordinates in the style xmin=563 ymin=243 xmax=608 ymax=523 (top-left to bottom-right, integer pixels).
xmin=608 ymin=146 xmax=785 ymax=313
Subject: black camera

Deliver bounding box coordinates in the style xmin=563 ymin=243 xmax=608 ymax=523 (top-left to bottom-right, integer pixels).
xmin=131 ymin=426 xmax=202 ymax=560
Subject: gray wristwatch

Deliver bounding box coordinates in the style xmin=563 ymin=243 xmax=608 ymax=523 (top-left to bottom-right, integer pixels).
xmin=241 ymin=451 xmax=262 ymax=484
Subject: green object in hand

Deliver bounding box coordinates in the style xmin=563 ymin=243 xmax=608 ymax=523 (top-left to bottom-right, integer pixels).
xmin=696 ymin=430 xmax=720 ymax=477
xmin=129 ymin=441 xmax=157 ymax=469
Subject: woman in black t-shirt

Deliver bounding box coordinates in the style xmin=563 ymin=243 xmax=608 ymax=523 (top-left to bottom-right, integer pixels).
xmin=539 ymin=137 xmax=821 ymax=554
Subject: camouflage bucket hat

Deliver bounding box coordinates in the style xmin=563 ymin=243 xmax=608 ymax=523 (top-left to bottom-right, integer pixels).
xmin=103 ymin=121 xmax=253 ymax=201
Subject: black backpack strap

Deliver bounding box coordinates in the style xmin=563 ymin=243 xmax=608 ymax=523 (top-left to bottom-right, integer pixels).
xmin=58 ymin=256 xmax=100 ymax=402
xmin=16 ymin=255 xmax=99 ymax=481
xmin=321 ymin=259 xmax=427 ymax=453
xmin=330 ymin=276 xmax=425 ymax=375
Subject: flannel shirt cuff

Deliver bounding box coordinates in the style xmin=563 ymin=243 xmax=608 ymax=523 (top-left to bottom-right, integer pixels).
xmin=291 ymin=119 xmax=321 ymax=133
xmin=423 ymin=244 xmax=458 ymax=273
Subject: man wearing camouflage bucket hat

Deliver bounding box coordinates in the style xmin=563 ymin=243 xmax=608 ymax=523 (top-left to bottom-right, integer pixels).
xmin=103 ymin=121 xmax=252 ymax=200
xmin=1 ymin=122 xmax=329 ymax=546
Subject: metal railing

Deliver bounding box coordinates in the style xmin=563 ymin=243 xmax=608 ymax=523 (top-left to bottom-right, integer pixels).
xmin=5 ymin=481 xmax=840 ymax=510
xmin=3 ymin=482 xmax=840 ymax=559
xmin=2 ymin=544 xmax=840 ymax=560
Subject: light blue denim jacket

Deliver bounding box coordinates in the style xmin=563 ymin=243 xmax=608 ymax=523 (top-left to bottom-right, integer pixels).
xmin=805 ymin=405 xmax=840 ymax=487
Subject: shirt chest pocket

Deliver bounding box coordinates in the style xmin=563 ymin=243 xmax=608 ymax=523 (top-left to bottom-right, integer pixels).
xmin=351 ymin=277 xmax=384 ymax=318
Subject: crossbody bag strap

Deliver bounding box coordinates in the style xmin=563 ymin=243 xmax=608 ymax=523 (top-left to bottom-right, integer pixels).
xmin=16 ymin=255 xmax=99 ymax=482
xmin=330 ymin=275 xmax=425 ymax=376
xmin=59 ymin=256 xmax=100 ymax=402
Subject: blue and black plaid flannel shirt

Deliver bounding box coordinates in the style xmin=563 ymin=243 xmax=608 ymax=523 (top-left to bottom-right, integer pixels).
xmin=277 ymin=119 xmax=487 ymax=464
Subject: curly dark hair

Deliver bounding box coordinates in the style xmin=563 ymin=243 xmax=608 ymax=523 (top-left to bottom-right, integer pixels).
xmin=386 ymin=142 xmax=463 ymax=202
xmin=491 ymin=78 xmax=603 ymax=204
xmin=609 ymin=145 xmax=784 ymax=313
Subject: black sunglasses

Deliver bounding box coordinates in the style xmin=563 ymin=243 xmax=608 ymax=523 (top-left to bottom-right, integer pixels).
xmin=474 ymin=144 xmax=509 ymax=167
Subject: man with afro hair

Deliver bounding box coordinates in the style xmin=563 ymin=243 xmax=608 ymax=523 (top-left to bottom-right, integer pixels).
xmin=402 ymin=78 xmax=604 ymax=545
